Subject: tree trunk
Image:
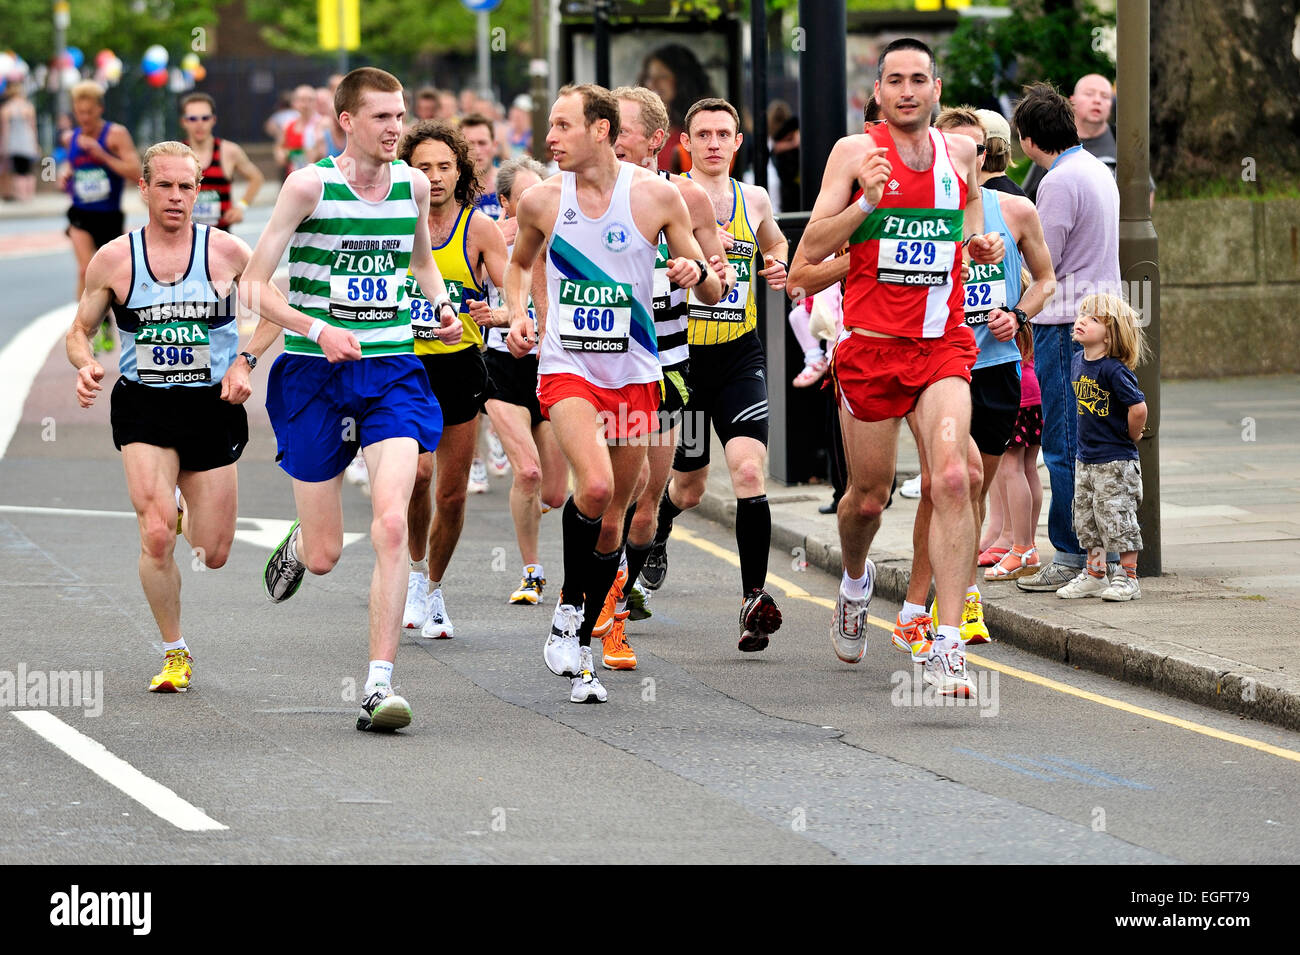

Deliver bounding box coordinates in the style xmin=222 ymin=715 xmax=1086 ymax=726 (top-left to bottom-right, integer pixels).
xmin=1150 ymin=0 xmax=1300 ymax=191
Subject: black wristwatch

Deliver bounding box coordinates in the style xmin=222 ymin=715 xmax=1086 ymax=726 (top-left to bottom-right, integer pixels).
xmin=240 ymin=351 xmax=257 ymax=370
xmin=1012 ymin=307 xmax=1029 ymax=328
xmin=693 ymin=259 xmax=708 ymax=285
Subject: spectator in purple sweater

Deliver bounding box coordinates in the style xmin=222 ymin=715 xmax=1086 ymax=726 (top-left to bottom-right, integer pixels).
xmin=1011 ymin=83 xmax=1122 ymax=592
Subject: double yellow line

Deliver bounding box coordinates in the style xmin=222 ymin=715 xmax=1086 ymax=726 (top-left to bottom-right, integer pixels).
xmin=673 ymin=526 xmax=1300 ymax=765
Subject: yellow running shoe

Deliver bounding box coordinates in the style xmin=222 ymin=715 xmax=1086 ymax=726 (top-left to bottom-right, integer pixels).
xmin=601 ymin=611 xmax=637 ymax=670
xmin=149 ymin=649 xmax=192 ymax=693
xmin=891 ymin=613 xmax=934 ymax=659
xmin=959 ymin=592 xmax=991 ymax=645
xmin=591 ymin=565 xmax=628 ymax=640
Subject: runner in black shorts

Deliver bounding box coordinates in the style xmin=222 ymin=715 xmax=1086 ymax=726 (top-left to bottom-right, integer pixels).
xmin=61 ymin=81 xmax=141 ymax=354
xmin=66 ymin=141 xmax=266 ymax=695
xmin=476 ymin=156 xmax=569 ymax=606
xmin=647 ymin=97 xmax=789 ymax=653
xmin=397 ymin=120 xmax=509 ymax=640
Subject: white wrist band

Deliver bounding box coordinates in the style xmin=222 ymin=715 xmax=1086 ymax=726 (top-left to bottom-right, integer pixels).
xmin=857 ymin=195 xmax=876 ymax=214
xmin=306 ymin=318 xmax=327 ymax=343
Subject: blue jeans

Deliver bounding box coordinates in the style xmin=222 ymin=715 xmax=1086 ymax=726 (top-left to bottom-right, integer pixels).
xmin=1032 ymin=323 xmax=1086 ymax=568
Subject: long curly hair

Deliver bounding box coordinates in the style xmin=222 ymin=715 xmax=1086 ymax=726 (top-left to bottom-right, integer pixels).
xmin=397 ymin=119 xmax=482 ymax=208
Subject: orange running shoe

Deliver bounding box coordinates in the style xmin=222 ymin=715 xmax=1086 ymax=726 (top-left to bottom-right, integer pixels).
xmin=591 ymin=565 xmax=628 ymax=640
xmin=891 ymin=612 xmax=935 ymax=660
xmin=601 ymin=611 xmax=637 ymax=670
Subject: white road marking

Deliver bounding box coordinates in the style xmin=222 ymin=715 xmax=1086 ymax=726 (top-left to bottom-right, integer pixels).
xmin=0 ymin=504 xmax=365 ymax=550
xmin=0 ymin=303 xmax=76 ymax=458
xmin=11 ymin=710 xmax=228 ymax=831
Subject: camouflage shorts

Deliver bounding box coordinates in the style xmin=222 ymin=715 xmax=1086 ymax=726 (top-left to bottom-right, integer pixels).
xmin=1073 ymin=459 xmax=1143 ymax=553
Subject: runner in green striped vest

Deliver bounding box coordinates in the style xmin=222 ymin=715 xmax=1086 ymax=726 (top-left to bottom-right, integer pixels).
xmin=239 ymin=68 xmax=462 ymax=734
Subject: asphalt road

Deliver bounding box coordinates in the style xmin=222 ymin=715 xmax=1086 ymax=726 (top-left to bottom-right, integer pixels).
xmin=1 ymin=211 xmax=1297 ymax=865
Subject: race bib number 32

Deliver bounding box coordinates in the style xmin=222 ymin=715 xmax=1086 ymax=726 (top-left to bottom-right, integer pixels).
xmin=558 ymin=279 xmax=632 ymax=353
xmin=964 ymin=261 xmax=1007 ymax=326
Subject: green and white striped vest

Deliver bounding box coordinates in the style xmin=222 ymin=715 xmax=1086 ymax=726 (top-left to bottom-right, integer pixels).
xmin=285 ymin=157 xmax=420 ymax=357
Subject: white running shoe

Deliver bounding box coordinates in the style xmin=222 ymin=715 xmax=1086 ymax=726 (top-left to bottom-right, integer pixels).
xmin=356 ymin=682 xmax=412 ymax=732
xmin=922 ymin=641 xmax=976 ymax=698
xmin=486 ymin=427 xmax=510 ymax=476
xmin=570 ymin=646 xmax=608 ymax=703
xmin=1056 ymin=570 xmax=1108 ymax=599
xmin=1100 ymin=574 xmax=1142 ymax=602
xmin=831 ymin=559 xmax=874 ymax=664
xmin=402 ymin=572 xmax=429 ymax=629
xmin=421 ymin=588 xmax=454 ymax=639
xmin=545 ymin=601 xmax=583 ymax=677
xmin=467 ymin=457 xmax=489 ymax=494
xmin=345 ymin=453 xmax=371 ymax=496
xmin=900 ymin=475 xmax=922 ymax=499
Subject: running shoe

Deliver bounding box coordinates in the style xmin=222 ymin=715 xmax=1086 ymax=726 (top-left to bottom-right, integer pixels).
xmin=922 ymin=642 xmax=976 ymax=698
xmin=831 ymin=560 xmax=874 ymax=664
xmin=90 ymin=319 xmax=115 ymax=354
xmin=486 ymin=427 xmax=510 ymax=476
xmin=356 ymin=682 xmax=412 ymax=732
xmin=891 ymin=612 xmax=934 ymax=659
xmin=467 ymin=457 xmax=489 ymax=494
xmin=263 ymin=520 xmax=305 ymax=602
xmin=1056 ymin=570 xmax=1108 ymax=599
xmin=626 ymin=579 xmax=652 ymax=620
xmin=148 ymin=649 xmax=192 ymax=693
xmin=402 ymin=572 xmax=430 ymax=629
xmin=1016 ymin=561 xmax=1081 ymax=592
xmin=899 ymin=475 xmax=922 ymax=499
xmin=421 ymin=588 xmax=454 ymax=639
xmin=570 ymin=647 xmax=608 ymax=703
xmin=510 ymin=569 xmax=545 ymax=605
xmin=601 ymin=611 xmax=636 ymax=670
xmin=344 ymin=453 xmax=370 ymax=497
xmin=1100 ymin=574 xmax=1142 ymax=602
xmin=738 ymin=588 xmax=782 ymax=652
xmin=959 ymin=593 xmax=991 ymax=645
xmin=639 ymin=539 xmax=668 ymax=591
xmin=592 ymin=565 xmax=628 ymax=640
xmin=544 ymin=601 xmax=583 ymax=677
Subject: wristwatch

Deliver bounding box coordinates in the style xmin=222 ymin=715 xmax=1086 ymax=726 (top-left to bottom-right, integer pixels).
xmin=1012 ymin=307 xmax=1029 ymax=328
xmin=240 ymin=351 xmax=257 ymax=369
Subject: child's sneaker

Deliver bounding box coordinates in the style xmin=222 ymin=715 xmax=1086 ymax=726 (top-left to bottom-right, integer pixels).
xmin=1100 ymin=574 xmax=1141 ymax=602
xmin=792 ymin=355 xmax=829 ymax=388
xmin=1056 ymin=570 xmax=1108 ymax=599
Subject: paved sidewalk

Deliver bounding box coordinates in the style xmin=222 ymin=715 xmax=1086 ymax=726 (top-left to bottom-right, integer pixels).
xmin=695 ymin=376 xmax=1300 ymax=731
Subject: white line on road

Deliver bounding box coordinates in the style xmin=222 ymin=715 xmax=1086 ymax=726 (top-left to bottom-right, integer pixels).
xmin=0 ymin=303 xmax=76 ymax=459
xmin=0 ymin=503 xmax=366 ymax=550
xmin=10 ymin=709 xmax=228 ymax=831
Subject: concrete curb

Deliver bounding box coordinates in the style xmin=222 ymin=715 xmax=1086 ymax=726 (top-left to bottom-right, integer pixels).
xmin=697 ymin=488 xmax=1300 ymax=734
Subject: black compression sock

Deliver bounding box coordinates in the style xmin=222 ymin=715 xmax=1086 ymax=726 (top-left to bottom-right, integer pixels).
xmin=577 ymin=547 xmax=622 ymax=647
xmin=654 ymin=486 xmax=683 ymax=544
xmin=736 ymin=494 xmax=771 ymax=595
xmin=561 ymin=496 xmax=603 ymax=608
xmin=624 ymin=539 xmax=653 ymax=587
xmin=622 ymin=502 xmax=636 ymax=546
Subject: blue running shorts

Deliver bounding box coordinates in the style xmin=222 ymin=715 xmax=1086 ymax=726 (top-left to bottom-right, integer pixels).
xmin=266 ymin=353 xmax=443 ymax=482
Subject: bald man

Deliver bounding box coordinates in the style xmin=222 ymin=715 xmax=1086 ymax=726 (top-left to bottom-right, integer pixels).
xmin=1022 ymin=75 xmax=1153 ymax=207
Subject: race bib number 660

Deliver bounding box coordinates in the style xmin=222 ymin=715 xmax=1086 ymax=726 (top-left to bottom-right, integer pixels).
xmin=558 ymin=279 xmax=631 ymax=353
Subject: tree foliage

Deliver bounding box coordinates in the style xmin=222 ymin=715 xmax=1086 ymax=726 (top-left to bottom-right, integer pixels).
xmin=0 ymin=0 xmax=220 ymax=66
xmin=243 ymin=0 xmax=542 ymax=58
xmin=939 ymin=0 xmax=1114 ymax=108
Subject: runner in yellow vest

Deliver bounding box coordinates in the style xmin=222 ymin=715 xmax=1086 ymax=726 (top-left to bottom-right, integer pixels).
xmin=399 ymin=120 xmax=509 ymax=640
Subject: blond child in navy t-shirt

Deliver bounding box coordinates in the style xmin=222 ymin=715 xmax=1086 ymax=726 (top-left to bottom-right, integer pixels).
xmin=1056 ymin=293 xmax=1149 ymax=602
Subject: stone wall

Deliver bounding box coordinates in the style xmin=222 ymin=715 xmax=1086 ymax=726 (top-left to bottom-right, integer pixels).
xmin=1156 ymin=199 xmax=1300 ymax=378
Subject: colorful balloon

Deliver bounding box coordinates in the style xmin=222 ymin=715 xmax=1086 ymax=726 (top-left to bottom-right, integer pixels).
xmin=146 ymin=68 xmax=168 ymax=87
xmin=189 ymin=64 xmax=206 ymax=82
xmin=142 ymin=44 xmax=168 ymax=72
xmin=67 ymin=47 xmax=84 ymax=69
